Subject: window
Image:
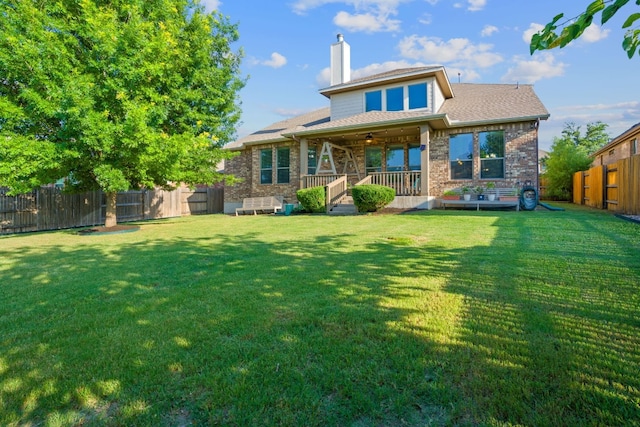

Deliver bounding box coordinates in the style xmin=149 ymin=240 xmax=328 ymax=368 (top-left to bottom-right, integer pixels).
xmin=365 ymin=147 xmax=382 ymax=174
xmin=365 ymin=90 xmax=382 ymax=112
xmin=479 ymin=131 xmax=505 ymax=179
xmin=408 ymin=83 xmax=427 ymax=109
xmin=276 ymin=147 xmax=290 ymax=183
xmin=632 ymin=139 xmax=638 ymax=155
xmin=408 ymin=144 xmax=421 ymax=170
xmin=260 ymin=149 xmax=272 ymax=184
xmin=450 ymin=133 xmax=473 ymax=180
xmin=386 ymin=87 xmax=404 ymax=111
xmin=386 ymin=145 xmax=404 ymax=171
xmin=307 ymin=147 xmax=317 ymax=175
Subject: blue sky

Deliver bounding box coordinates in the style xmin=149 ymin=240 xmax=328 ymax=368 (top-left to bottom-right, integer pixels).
xmin=205 ymin=0 xmax=639 ymax=151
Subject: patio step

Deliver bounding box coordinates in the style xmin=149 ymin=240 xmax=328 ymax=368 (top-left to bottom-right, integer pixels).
xmin=329 ymin=196 xmax=357 ymax=215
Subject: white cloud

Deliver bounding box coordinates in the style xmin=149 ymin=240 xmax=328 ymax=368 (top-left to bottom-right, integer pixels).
xmin=334 ymin=10 xmax=401 ymax=32
xmin=418 ymin=13 xmax=432 ymax=25
xmin=252 ymin=52 xmax=287 ymax=68
xmin=501 ymin=53 xmax=566 ymax=84
xmin=481 ymin=25 xmax=498 ymax=37
xmin=292 ymin=0 xmax=408 ymax=33
xmin=581 ymin=23 xmax=610 ymax=43
xmin=200 ymin=0 xmax=220 ymax=13
xmin=467 ymin=0 xmax=486 ymax=11
xmin=263 ymin=52 xmax=287 ymax=68
xmin=523 ymin=23 xmax=544 ymax=44
xmin=397 ymin=35 xmax=503 ymax=69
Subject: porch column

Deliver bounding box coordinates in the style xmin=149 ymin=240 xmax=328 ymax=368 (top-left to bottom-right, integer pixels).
xmin=299 ymin=137 xmax=308 ymax=189
xmin=419 ymin=125 xmax=430 ymax=196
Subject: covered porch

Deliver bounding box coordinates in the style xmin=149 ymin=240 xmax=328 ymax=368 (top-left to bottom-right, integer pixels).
xmin=302 ymin=170 xmax=431 ymax=213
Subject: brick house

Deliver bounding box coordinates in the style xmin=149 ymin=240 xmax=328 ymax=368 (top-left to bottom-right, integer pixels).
xmin=592 ymin=122 xmax=640 ymax=167
xmin=224 ymin=35 xmax=549 ymax=213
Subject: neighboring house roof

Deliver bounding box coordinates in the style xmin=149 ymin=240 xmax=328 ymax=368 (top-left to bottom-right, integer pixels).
xmin=227 ymin=78 xmax=549 ymax=151
xmin=592 ymin=121 xmax=640 ymax=157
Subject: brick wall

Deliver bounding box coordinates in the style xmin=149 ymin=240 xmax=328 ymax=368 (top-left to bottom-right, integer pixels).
xmin=429 ymin=121 xmax=539 ymax=196
xmin=225 ymin=141 xmax=300 ymax=204
xmin=225 ymin=120 xmax=540 ymax=203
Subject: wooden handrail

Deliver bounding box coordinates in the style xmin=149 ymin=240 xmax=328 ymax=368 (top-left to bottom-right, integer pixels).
xmin=325 ymin=175 xmax=347 ymax=213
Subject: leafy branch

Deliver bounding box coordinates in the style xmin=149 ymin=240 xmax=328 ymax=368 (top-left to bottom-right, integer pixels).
xmin=530 ymin=0 xmax=640 ymax=58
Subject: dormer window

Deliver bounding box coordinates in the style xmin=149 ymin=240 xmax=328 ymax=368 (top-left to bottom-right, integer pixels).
xmin=364 ymin=82 xmax=428 ymax=113
xmin=408 ymin=83 xmax=427 ymax=109
xmin=386 ymin=87 xmax=404 ymax=111
xmin=365 ymin=91 xmax=382 ymax=112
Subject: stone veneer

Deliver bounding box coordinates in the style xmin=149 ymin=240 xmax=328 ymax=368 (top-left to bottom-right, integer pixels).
xmin=224 ymin=120 xmax=540 ymax=207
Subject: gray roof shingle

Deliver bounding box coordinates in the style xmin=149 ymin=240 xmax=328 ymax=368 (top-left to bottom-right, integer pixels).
xmin=227 ymin=82 xmax=549 ymax=150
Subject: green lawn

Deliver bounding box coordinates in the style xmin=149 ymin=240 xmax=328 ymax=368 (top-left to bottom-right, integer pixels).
xmin=1 ymin=204 xmax=639 ymax=426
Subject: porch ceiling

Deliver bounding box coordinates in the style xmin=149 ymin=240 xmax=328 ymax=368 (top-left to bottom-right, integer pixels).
xmin=304 ymin=126 xmax=421 ymax=146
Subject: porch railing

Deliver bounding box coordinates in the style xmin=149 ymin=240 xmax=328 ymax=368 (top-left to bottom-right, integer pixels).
xmin=368 ymin=171 xmax=421 ymax=196
xmin=304 ymin=174 xmax=342 ymax=188
xmin=325 ymin=175 xmax=347 ymax=213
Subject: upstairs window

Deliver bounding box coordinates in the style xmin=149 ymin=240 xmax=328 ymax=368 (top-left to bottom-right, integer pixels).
xmin=260 ymin=149 xmax=273 ymax=184
xmin=479 ymin=131 xmax=505 ymax=179
xmin=365 ymin=91 xmax=382 ymax=112
xmin=386 ymin=87 xmax=404 ymax=111
xmin=276 ymin=147 xmax=290 ymax=183
xmin=408 ymin=83 xmax=427 ymax=109
xmin=450 ymin=133 xmax=473 ymax=180
xmin=632 ymin=138 xmax=638 ymax=155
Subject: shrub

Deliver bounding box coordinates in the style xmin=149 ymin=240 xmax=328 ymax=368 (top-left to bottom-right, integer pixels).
xmin=296 ymin=186 xmax=325 ymax=213
xmin=351 ymin=184 xmax=395 ymax=212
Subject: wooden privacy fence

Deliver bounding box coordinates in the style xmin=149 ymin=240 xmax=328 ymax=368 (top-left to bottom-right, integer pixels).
xmin=0 ymin=186 xmax=223 ymax=235
xmin=573 ymin=154 xmax=640 ymax=215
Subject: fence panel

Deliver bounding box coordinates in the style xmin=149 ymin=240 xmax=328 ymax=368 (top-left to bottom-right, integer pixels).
xmin=573 ymin=172 xmax=584 ymax=205
xmin=585 ymin=166 xmax=604 ymax=209
xmin=1 ymin=185 xmax=223 ymax=235
xmin=573 ymin=154 xmax=640 ymax=215
xmin=605 ymin=165 xmax=619 ymax=212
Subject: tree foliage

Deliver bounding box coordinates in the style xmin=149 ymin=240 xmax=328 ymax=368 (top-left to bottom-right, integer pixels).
xmin=530 ymin=0 xmax=640 ymax=59
xmin=543 ymin=122 xmax=610 ymax=200
xmin=0 ymin=0 xmax=245 ymax=225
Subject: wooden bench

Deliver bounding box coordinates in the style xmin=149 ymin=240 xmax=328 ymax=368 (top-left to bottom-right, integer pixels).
xmin=440 ymin=188 xmax=520 ymax=211
xmin=235 ymin=196 xmax=283 ymax=216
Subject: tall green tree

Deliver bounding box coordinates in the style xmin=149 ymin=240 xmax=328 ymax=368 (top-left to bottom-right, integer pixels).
xmin=530 ymin=0 xmax=640 ymax=59
xmin=0 ymin=0 xmax=244 ymax=227
xmin=543 ymin=122 xmax=610 ymax=200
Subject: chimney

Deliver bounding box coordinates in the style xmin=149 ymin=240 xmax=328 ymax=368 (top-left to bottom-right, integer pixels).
xmin=330 ymin=34 xmax=350 ymax=86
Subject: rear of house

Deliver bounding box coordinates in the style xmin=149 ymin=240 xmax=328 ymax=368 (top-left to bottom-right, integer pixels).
xmin=224 ymin=36 xmax=549 ymax=214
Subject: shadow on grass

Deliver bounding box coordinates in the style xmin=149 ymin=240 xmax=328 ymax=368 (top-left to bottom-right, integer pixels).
xmin=441 ymin=208 xmax=640 ymax=425
xmin=1 ymin=225 xmax=460 ymax=426
xmin=1 ymin=208 xmax=639 ymax=426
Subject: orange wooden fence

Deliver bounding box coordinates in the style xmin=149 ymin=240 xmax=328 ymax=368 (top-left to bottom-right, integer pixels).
xmin=573 ymin=154 xmax=640 ymax=215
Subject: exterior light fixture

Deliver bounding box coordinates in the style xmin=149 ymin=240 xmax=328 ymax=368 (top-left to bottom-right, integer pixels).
xmin=365 ymin=133 xmax=373 ymax=143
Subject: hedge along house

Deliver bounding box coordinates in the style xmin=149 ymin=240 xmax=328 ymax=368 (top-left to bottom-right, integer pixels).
xmin=224 ymin=35 xmax=550 ymax=213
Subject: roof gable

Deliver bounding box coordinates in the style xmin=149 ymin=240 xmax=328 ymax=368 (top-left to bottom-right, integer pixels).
xmin=319 ymin=66 xmax=453 ymax=99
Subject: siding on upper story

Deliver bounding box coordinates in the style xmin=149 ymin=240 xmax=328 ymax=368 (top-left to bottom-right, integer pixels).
xmin=329 ymin=76 xmax=439 ymax=121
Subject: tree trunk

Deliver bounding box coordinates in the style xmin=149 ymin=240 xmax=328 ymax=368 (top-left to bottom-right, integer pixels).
xmin=105 ymin=191 xmax=118 ymax=228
